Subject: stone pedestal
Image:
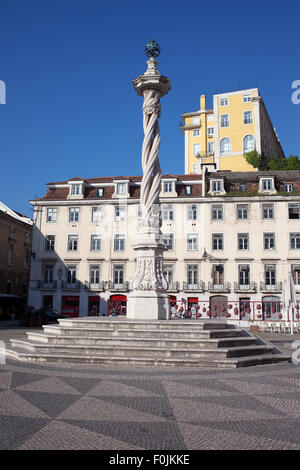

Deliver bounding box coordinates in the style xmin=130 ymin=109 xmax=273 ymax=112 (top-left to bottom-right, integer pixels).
xmin=127 ymin=291 xmax=170 ymax=320
xmin=127 ymin=239 xmax=170 ymax=320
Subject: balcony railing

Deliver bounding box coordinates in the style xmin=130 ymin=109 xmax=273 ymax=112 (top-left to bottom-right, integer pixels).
xmin=195 ymin=151 xmax=215 ymax=159
xmin=234 ymin=282 xmax=256 ymax=292
xmin=260 ymin=282 xmax=282 ymax=292
xmin=166 ymin=281 xmax=180 ymax=292
xmin=38 ymin=280 xmax=57 ymax=290
xmin=208 ymin=282 xmax=231 ymax=293
xmin=183 ymin=281 xmax=205 ymax=292
xmin=108 ymin=281 xmax=130 ymax=292
xmin=61 ymin=280 xmax=81 ymax=290
xmin=85 ymin=281 xmax=105 ymax=291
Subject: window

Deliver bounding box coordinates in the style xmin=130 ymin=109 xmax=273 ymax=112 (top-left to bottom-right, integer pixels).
xmin=115 ymin=205 xmax=126 ymax=222
xmin=239 ymin=184 xmax=246 ymax=192
xmin=213 ymin=265 xmax=224 ymax=285
xmin=47 ymin=208 xmax=57 ymax=223
xmin=288 ymin=204 xmax=300 ymax=219
xmin=69 ymin=207 xmax=79 ymax=222
xmin=92 ymin=207 xmax=102 ymax=222
xmin=44 ymin=265 xmax=54 ymax=284
xmin=292 ymin=266 xmax=300 ymax=285
xmin=162 ymin=205 xmax=174 ymax=221
xmin=187 ymin=264 xmax=199 ymax=286
xmin=264 ymin=233 xmax=275 ymax=250
xmin=24 ymin=250 xmax=31 ymax=269
xmin=185 ymin=185 xmax=192 ymax=195
xmin=220 ymin=138 xmax=231 ymax=155
xmin=96 ymin=188 xmax=104 ymax=197
xmin=237 ymin=204 xmax=248 ymax=220
xmin=25 ymin=232 xmax=31 ymax=243
xmin=113 ymin=265 xmax=124 ymax=285
xmin=163 ymin=181 xmax=174 ymax=193
xmin=71 ymin=184 xmax=80 ymax=195
xmin=239 ymin=265 xmax=250 ymax=286
xmin=187 ymin=234 xmax=199 ymax=251
xmin=243 ymin=135 xmax=255 ymax=152
xmin=207 ymin=127 xmax=214 ymax=136
xmin=90 ymin=265 xmax=100 ymax=286
xmin=162 ymin=233 xmax=174 ymax=251
xmin=45 ymin=235 xmax=55 ymax=252
xmin=212 ymin=204 xmax=223 ymax=220
xmin=193 ymin=143 xmax=201 ymax=156
xmin=91 ymin=234 xmax=101 ymax=251
xmin=116 ymin=183 xmax=126 ymax=194
xmin=192 ymin=164 xmax=198 ymax=174
xmin=193 ymin=129 xmax=200 ymax=136
xmin=68 ymin=235 xmax=78 ymax=251
xmin=211 ymin=180 xmax=223 ymax=192
xmin=265 ymin=265 xmax=276 ymax=286
xmin=193 ymin=116 xmax=200 ymax=126
xmin=262 ymin=204 xmax=274 ymax=219
xmin=220 ymin=97 xmax=228 ymax=106
xmin=284 ymin=184 xmax=293 ymax=192
xmin=207 ymin=141 xmax=214 ymax=154
xmin=238 ymin=233 xmax=249 ymax=250
xmin=163 ymin=265 xmax=173 ymax=284
xmin=67 ymin=265 xmax=77 ymax=285
xmin=220 ymin=114 xmax=229 ymax=127
xmin=290 ymin=233 xmax=300 ymax=250
xmin=243 ymin=94 xmax=251 ymax=102
xmin=212 ymin=233 xmax=223 ymax=250
xmin=244 ymin=111 xmax=253 ymax=124
xmin=8 ymin=243 xmax=14 ymax=265
xmin=262 ymin=179 xmax=273 ymax=191
xmin=187 ymin=205 xmax=197 ymax=221
xmin=114 ymin=234 xmax=125 ymax=251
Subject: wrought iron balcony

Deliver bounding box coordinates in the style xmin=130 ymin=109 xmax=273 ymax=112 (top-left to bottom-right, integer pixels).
xmin=61 ymin=280 xmax=81 ymax=290
xmin=234 ymin=282 xmax=256 ymax=293
xmin=108 ymin=281 xmax=130 ymax=292
xmin=208 ymin=282 xmax=231 ymax=293
xmin=183 ymin=281 xmax=205 ymax=292
xmin=38 ymin=280 xmax=57 ymax=290
xmin=260 ymin=282 xmax=282 ymax=292
xmin=85 ymin=281 xmax=106 ymax=291
xmin=166 ymin=281 xmax=180 ymax=292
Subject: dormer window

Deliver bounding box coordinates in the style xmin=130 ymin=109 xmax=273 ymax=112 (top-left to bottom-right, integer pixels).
xmin=97 ymin=188 xmax=104 ymax=197
xmin=209 ymin=179 xmax=226 ymax=196
xmin=284 ymin=184 xmax=293 ymax=193
xmin=71 ymin=184 xmax=81 ymax=195
xmin=112 ymin=180 xmax=129 ymax=199
xmin=185 ymin=185 xmax=192 ymax=195
xmin=262 ymin=179 xmax=273 ymax=191
xmin=259 ymin=177 xmax=276 ymax=194
xmin=116 ymin=183 xmax=126 ymax=194
xmin=212 ymin=180 xmax=223 ymax=192
xmin=67 ymin=180 xmax=84 ymax=199
xmin=163 ymin=181 xmax=174 ymax=193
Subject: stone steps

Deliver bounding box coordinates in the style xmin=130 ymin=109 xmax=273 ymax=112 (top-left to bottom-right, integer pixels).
xmin=26 ymin=332 xmax=257 ymax=349
xmin=6 ymin=319 xmax=290 ymax=368
xmin=10 ymin=339 xmax=274 ymax=359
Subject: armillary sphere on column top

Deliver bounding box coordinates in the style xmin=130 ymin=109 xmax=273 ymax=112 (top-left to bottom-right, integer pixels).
xmin=145 ymin=39 xmax=161 ymax=58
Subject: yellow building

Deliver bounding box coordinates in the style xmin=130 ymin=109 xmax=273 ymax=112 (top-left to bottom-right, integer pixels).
xmin=180 ymin=88 xmax=284 ymax=174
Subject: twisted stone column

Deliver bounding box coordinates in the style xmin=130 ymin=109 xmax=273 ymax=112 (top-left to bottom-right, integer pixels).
xmin=127 ymin=51 xmax=171 ymax=319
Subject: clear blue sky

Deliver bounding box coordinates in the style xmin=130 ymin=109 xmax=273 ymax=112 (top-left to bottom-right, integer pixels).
xmin=0 ymin=0 xmax=299 ymax=217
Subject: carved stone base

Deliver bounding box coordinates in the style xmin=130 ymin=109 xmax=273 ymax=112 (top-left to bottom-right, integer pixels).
xmin=126 ymin=291 xmax=170 ymax=320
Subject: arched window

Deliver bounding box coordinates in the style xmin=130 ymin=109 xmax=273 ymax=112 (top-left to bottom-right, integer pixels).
xmin=243 ymin=135 xmax=255 ymax=153
xmin=220 ymin=138 xmax=231 ymax=156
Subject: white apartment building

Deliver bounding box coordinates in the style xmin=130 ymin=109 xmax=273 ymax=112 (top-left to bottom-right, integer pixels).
xmin=28 ymin=170 xmax=300 ymax=323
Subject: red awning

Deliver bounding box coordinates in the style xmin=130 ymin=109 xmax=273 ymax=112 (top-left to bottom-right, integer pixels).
xmin=110 ymin=295 xmax=127 ymax=301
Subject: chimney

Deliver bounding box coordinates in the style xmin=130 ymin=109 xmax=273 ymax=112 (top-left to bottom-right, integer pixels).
xmin=200 ymin=94 xmax=206 ymax=111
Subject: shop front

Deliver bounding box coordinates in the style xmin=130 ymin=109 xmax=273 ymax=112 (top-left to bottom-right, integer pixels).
xmin=61 ymin=296 xmax=80 ymax=317
xmin=107 ymin=294 xmax=127 ymax=316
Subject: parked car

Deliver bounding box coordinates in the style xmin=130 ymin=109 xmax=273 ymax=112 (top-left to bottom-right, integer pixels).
xmin=45 ymin=309 xmax=69 ymax=323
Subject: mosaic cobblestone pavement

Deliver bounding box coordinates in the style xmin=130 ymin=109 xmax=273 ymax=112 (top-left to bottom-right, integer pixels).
xmin=1 ymin=358 xmax=300 ymax=450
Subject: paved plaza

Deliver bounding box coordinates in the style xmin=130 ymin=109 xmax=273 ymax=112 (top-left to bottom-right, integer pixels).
xmin=1 ymin=321 xmax=300 ymax=450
